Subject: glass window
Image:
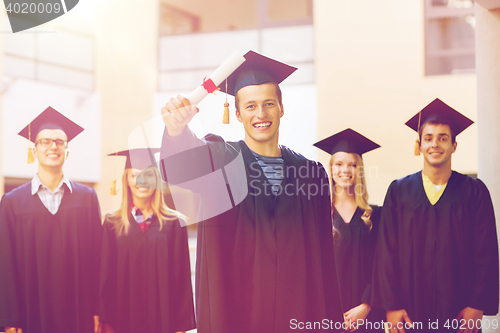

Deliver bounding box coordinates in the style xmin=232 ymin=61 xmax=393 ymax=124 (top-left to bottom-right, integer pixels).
xmin=264 ymin=0 xmax=312 ymax=26
xmin=425 ymin=0 xmax=475 ymax=75
xmin=160 ymin=4 xmax=200 ymax=36
xmin=3 ymin=21 xmax=95 ymax=90
xmin=431 ymin=0 xmax=474 ymax=8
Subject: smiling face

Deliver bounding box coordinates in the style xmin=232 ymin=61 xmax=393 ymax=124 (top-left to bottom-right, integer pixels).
xmin=127 ymin=168 xmax=156 ymax=202
xmin=419 ymin=123 xmax=457 ymax=169
xmin=330 ymin=152 xmax=358 ymax=189
xmin=235 ymin=83 xmax=284 ymax=152
xmin=33 ymin=129 xmax=68 ymax=170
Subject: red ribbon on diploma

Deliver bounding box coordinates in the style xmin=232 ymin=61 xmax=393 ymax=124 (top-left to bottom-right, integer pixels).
xmin=202 ymin=77 xmax=219 ymax=94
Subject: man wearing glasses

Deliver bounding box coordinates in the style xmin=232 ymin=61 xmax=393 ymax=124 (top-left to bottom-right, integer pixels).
xmin=0 ymin=107 xmax=102 ymax=333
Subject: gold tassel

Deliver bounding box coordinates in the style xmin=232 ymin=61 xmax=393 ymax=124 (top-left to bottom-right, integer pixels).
xmin=222 ymin=79 xmax=230 ymax=124
xmin=414 ymin=111 xmax=422 ymax=156
xmin=27 ymin=123 xmax=35 ymax=163
xmin=223 ymin=102 xmax=230 ymax=124
xmin=110 ymin=179 xmax=117 ymax=195
xmin=27 ymin=147 xmax=35 ymax=163
xmin=110 ymin=151 xmax=118 ymax=195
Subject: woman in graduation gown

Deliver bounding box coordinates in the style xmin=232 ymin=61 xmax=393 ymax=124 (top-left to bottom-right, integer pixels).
xmin=314 ymin=129 xmax=385 ymax=332
xmin=97 ymin=148 xmax=196 ymax=333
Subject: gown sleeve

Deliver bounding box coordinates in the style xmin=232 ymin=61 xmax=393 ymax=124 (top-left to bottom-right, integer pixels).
xmin=159 ymin=127 xmax=235 ymax=195
xmin=371 ymin=181 xmax=403 ymax=311
xmin=0 ymin=194 xmax=22 ymax=328
xmin=360 ymin=205 xmax=382 ymax=305
xmin=166 ymin=219 xmax=197 ymax=330
xmin=468 ymin=179 xmax=499 ymax=315
xmin=98 ymin=217 xmax=118 ymax=326
xmin=159 ymin=126 xmax=205 ymax=192
xmin=317 ymin=164 xmax=344 ymax=322
xmin=90 ymin=189 xmax=103 ymax=316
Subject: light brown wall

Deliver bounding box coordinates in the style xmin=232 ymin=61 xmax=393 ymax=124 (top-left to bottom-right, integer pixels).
xmin=0 ymin=11 xmax=4 ymax=197
xmin=94 ymin=0 xmax=159 ymax=215
xmin=476 ymin=4 xmax=500 ymax=331
xmin=268 ymin=0 xmax=310 ymax=21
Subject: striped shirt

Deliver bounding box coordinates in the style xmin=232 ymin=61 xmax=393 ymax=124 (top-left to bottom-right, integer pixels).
xmin=251 ymin=150 xmax=284 ymax=195
xmin=131 ymin=205 xmax=154 ymax=232
xmin=31 ymin=174 xmax=73 ymax=215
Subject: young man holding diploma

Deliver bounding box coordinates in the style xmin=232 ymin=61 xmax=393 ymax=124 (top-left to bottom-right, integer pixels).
xmin=0 ymin=107 xmax=102 ymax=333
xmin=159 ymin=51 xmax=343 ymax=333
xmin=371 ymin=99 xmax=499 ymax=333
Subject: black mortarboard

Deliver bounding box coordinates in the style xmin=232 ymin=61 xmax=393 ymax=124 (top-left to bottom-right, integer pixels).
xmin=313 ymin=128 xmax=380 ymax=156
xmin=218 ymin=50 xmax=297 ymax=97
xmin=108 ymin=148 xmax=161 ymax=170
xmin=108 ymin=148 xmax=163 ymax=195
xmin=18 ymin=106 xmax=84 ymax=143
xmin=405 ymin=98 xmax=474 ymax=135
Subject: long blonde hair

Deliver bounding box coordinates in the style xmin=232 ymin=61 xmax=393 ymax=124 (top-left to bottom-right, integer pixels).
xmin=330 ymin=152 xmax=373 ymax=231
xmin=108 ymin=167 xmax=186 ymax=234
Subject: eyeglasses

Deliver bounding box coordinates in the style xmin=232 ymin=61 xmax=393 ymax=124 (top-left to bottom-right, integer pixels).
xmin=35 ymin=138 xmax=68 ymax=148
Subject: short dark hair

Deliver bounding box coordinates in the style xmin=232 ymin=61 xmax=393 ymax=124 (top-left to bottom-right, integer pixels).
xmin=235 ymin=82 xmax=282 ymax=111
xmin=419 ymin=120 xmax=456 ymax=144
xmin=34 ymin=128 xmax=68 ymax=144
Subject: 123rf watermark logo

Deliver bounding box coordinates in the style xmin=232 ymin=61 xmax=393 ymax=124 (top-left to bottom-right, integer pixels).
xmin=3 ymin=0 xmax=79 ymax=32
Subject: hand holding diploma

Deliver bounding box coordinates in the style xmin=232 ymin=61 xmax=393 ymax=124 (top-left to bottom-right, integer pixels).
xmin=186 ymin=51 xmax=246 ymax=105
xmin=161 ymin=51 xmax=246 ymax=136
xmin=162 ymin=94 xmax=198 ymax=137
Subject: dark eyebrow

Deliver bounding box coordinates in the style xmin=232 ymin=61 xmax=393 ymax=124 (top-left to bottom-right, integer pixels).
xmin=243 ymin=98 xmax=277 ymax=105
xmin=423 ymin=133 xmax=450 ymax=137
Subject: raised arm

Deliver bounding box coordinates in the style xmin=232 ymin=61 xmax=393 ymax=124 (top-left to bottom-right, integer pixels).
xmin=158 ymin=94 xmax=245 ymax=219
xmin=159 ymin=95 xmax=206 ymax=189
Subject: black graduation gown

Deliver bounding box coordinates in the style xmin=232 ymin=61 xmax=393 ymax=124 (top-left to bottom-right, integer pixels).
xmin=98 ymin=213 xmax=196 ymax=333
xmin=333 ymin=206 xmax=385 ymax=332
xmin=0 ymin=182 xmax=102 ymax=333
xmin=160 ymin=129 xmax=344 ymax=333
xmin=372 ymin=171 xmax=499 ymax=330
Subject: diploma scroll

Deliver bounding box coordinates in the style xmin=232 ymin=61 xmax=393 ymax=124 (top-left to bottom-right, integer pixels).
xmin=187 ymin=51 xmax=246 ymax=105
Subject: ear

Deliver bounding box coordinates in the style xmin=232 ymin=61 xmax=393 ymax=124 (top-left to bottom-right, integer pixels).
xmin=65 ymin=149 xmax=70 ymax=160
xmin=279 ymin=104 xmax=284 ymax=118
xmin=236 ymin=109 xmax=242 ymax=123
xmin=452 ymin=141 xmax=457 ymax=153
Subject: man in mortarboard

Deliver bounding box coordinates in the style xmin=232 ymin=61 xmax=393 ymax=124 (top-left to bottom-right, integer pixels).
xmin=159 ymin=51 xmax=343 ymax=332
xmin=0 ymin=107 xmax=102 ymax=333
xmin=371 ymin=99 xmax=499 ymax=332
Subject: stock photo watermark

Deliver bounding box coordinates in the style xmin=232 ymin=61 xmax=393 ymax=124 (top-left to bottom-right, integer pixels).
xmin=4 ymin=0 xmax=79 ymax=32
